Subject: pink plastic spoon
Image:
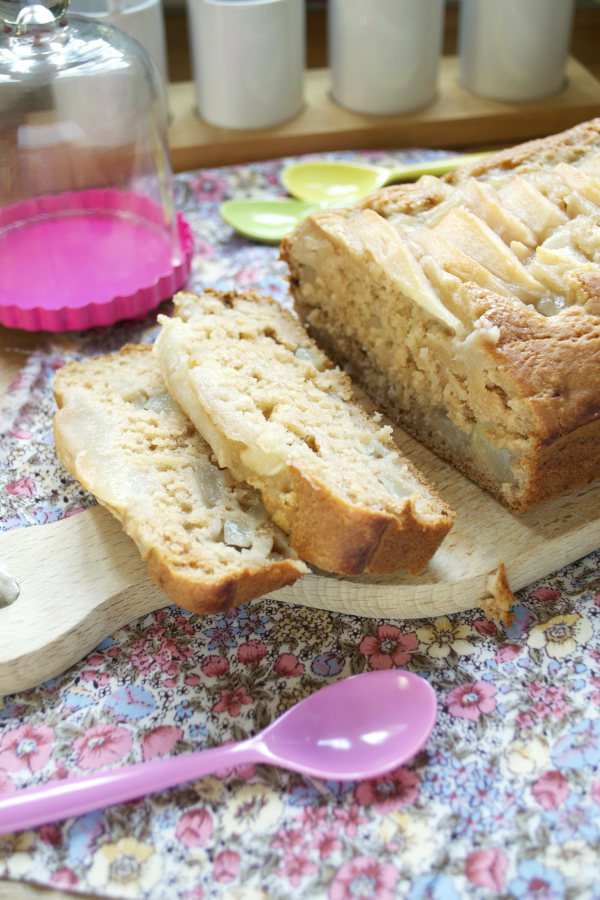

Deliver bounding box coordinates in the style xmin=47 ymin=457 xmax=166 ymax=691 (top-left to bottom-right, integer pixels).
xmin=0 ymin=670 xmax=436 ymax=835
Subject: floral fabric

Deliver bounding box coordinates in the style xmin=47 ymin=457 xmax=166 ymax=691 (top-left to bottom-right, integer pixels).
xmin=1 ymin=150 xmax=600 ymax=900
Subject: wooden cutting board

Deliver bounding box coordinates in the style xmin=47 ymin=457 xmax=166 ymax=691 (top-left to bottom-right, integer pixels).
xmin=2 ymin=395 xmax=599 ymax=696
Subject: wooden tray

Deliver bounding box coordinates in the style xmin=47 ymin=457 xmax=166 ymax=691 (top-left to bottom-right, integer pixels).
xmin=2 ymin=393 xmax=599 ymax=696
xmin=168 ymin=56 xmax=600 ymax=172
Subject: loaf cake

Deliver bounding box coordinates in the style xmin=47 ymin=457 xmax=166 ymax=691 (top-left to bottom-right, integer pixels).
xmin=281 ymin=119 xmax=600 ymax=513
xmin=53 ymin=345 xmax=307 ymax=614
xmin=153 ymin=289 xmax=455 ymax=576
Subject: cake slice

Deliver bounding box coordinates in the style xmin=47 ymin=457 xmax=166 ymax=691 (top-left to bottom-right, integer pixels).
xmin=153 ymin=289 xmax=455 ymax=576
xmin=281 ymin=119 xmax=600 ymax=513
xmin=53 ymin=345 xmax=307 ymax=615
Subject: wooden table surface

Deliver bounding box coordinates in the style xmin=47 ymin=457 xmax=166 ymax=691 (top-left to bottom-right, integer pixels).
xmin=1 ymin=7 xmax=600 ymax=899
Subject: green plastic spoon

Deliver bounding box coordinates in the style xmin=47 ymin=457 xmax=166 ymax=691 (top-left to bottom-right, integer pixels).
xmin=220 ymin=198 xmax=321 ymax=244
xmin=281 ymin=152 xmax=492 ymax=204
xmin=220 ymin=152 xmax=493 ymax=243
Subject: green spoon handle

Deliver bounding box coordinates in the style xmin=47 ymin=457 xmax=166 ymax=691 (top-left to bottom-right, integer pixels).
xmin=384 ymin=151 xmax=493 ymax=185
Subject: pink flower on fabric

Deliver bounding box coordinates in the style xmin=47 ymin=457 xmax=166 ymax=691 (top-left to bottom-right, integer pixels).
xmin=12 ymin=429 xmax=33 ymax=439
xmin=273 ymin=654 xmax=304 ymax=677
xmin=0 ymin=771 xmax=15 ymax=794
xmin=73 ymin=724 xmax=132 ymax=770
xmin=530 ymin=701 xmax=551 ymax=720
xmin=295 ymin=804 xmax=329 ymax=831
xmin=237 ymin=640 xmax=267 ymax=666
xmin=445 ymin=681 xmax=497 ymax=721
xmin=176 ymin=808 xmax=213 ymax=848
xmin=190 ymin=172 xmax=228 ymax=201
xmin=211 ymin=686 xmax=253 ymax=716
xmin=515 ymin=712 xmax=535 ymax=730
xmin=5 ymin=476 xmax=35 ymax=497
xmin=329 ymin=856 xmax=399 ymax=900
xmin=39 ymin=823 xmax=62 ymax=846
xmin=213 ymin=849 xmax=240 ymax=882
xmin=591 ymin=780 xmax=600 ymax=805
xmin=184 ymin=674 xmax=201 ymax=686
xmin=200 ymin=655 xmax=230 ymax=678
xmin=464 ymin=848 xmax=508 ymax=889
xmin=278 ymin=849 xmax=318 ymax=888
xmin=359 ymin=625 xmax=418 ymax=669
xmin=528 ymin=587 xmax=561 ymax=604
xmin=49 ymin=761 xmax=69 ymax=783
xmin=87 ymin=655 xmax=105 ymax=667
xmin=271 ymin=827 xmax=305 ymax=853
xmin=141 ymin=726 xmax=183 ymax=761
xmin=0 ymin=723 xmax=54 ymax=773
xmin=473 ymin=617 xmax=497 ymax=636
xmin=61 ymin=507 xmax=85 ymax=519
xmin=594 ymin=591 xmax=600 ymax=609
xmin=332 ymin=803 xmax=368 ymax=837
xmin=354 ymin=766 xmax=420 ymax=814
xmin=494 ymin=643 xmax=522 ymax=664
xmin=50 ymin=868 xmax=78 ymax=887
xmin=195 ymin=239 xmax=216 ymax=260
xmin=81 ymin=670 xmax=110 ymax=685
xmin=531 ymin=771 xmax=569 ymax=810
xmin=527 ymin=680 xmax=544 ymax=698
xmin=312 ymin=828 xmax=343 ymax=859
xmin=183 ymin=889 xmax=204 ymax=900
xmin=233 ymin=267 xmax=261 ymax=285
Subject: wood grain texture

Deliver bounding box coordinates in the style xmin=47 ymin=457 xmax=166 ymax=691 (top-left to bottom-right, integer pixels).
xmin=0 ymin=880 xmax=110 ymax=900
xmin=167 ymin=57 xmax=600 ymax=172
xmin=2 ymin=385 xmax=599 ymax=696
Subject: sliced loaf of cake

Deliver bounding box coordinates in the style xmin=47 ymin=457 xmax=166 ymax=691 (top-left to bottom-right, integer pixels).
xmin=53 ymin=345 xmax=307 ymax=615
xmin=153 ymin=289 xmax=455 ymax=576
xmin=281 ymin=119 xmax=600 ymax=513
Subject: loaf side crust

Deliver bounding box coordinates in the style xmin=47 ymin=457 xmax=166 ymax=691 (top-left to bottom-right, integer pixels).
xmin=282 ymin=119 xmax=600 ymax=513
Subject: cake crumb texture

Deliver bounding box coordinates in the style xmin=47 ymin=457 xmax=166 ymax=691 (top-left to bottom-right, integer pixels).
xmin=153 ymin=289 xmax=455 ymax=576
xmin=282 ymin=119 xmax=600 ymax=513
xmin=53 ymin=344 xmax=307 ymax=615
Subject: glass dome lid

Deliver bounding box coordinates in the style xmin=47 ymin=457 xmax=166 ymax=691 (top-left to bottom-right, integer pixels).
xmin=0 ymin=0 xmax=192 ymax=330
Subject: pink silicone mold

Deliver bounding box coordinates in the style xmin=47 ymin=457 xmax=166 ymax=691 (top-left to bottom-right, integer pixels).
xmin=0 ymin=189 xmax=194 ymax=332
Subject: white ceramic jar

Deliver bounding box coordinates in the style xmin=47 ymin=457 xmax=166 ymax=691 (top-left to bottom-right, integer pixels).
xmin=459 ymin=0 xmax=576 ymax=102
xmin=329 ymin=0 xmax=445 ymax=115
xmin=69 ymin=0 xmax=168 ymax=86
xmin=187 ymin=0 xmax=304 ymax=129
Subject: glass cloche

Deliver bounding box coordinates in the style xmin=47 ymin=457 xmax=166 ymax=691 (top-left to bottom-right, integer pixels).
xmin=0 ymin=0 xmax=191 ymax=330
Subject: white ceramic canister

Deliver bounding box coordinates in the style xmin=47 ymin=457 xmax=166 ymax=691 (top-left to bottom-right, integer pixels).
xmin=69 ymin=0 xmax=168 ymax=86
xmin=459 ymin=0 xmax=576 ymax=102
xmin=187 ymin=0 xmax=304 ymax=129
xmin=329 ymin=0 xmax=445 ymax=115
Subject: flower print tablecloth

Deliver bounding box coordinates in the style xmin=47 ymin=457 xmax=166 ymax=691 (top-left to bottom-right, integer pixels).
xmin=2 ymin=150 xmax=600 ymax=900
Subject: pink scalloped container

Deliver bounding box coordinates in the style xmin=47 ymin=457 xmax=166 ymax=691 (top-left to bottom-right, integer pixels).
xmin=0 ymin=189 xmax=194 ymax=332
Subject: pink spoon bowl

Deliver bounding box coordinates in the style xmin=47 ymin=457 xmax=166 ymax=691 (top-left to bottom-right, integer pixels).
xmin=0 ymin=670 xmax=437 ymax=834
xmin=0 ymin=189 xmax=194 ymax=332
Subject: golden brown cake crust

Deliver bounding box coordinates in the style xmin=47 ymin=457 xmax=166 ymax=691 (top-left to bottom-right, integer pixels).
xmin=482 ymin=561 xmax=516 ymax=626
xmin=154 ymin=289 xmax=456 ymax=577
xmin=445 ymin=118 xmax=600 ymax=184
xmin=282 ymin=119 xmax=600 ymax=514
xmin=54 ymin=344 xmax=306 ymax=616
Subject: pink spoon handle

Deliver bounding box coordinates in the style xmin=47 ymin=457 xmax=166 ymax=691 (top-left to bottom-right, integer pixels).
xmin=0 ymin=740 xmax=266 ymax=835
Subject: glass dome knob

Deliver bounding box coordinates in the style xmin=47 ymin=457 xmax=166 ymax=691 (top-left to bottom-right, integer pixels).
xmin=0 ymin=0 xmax=69 ymax=31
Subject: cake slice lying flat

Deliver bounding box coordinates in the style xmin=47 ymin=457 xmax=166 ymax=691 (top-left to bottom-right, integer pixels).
xmin=282 ymin=119 xmax=600 ymax=513
xmin=153 ymin=289 xmax=455 ymax=576
xmin=53 ymin=345 xmax=307 ymax=614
